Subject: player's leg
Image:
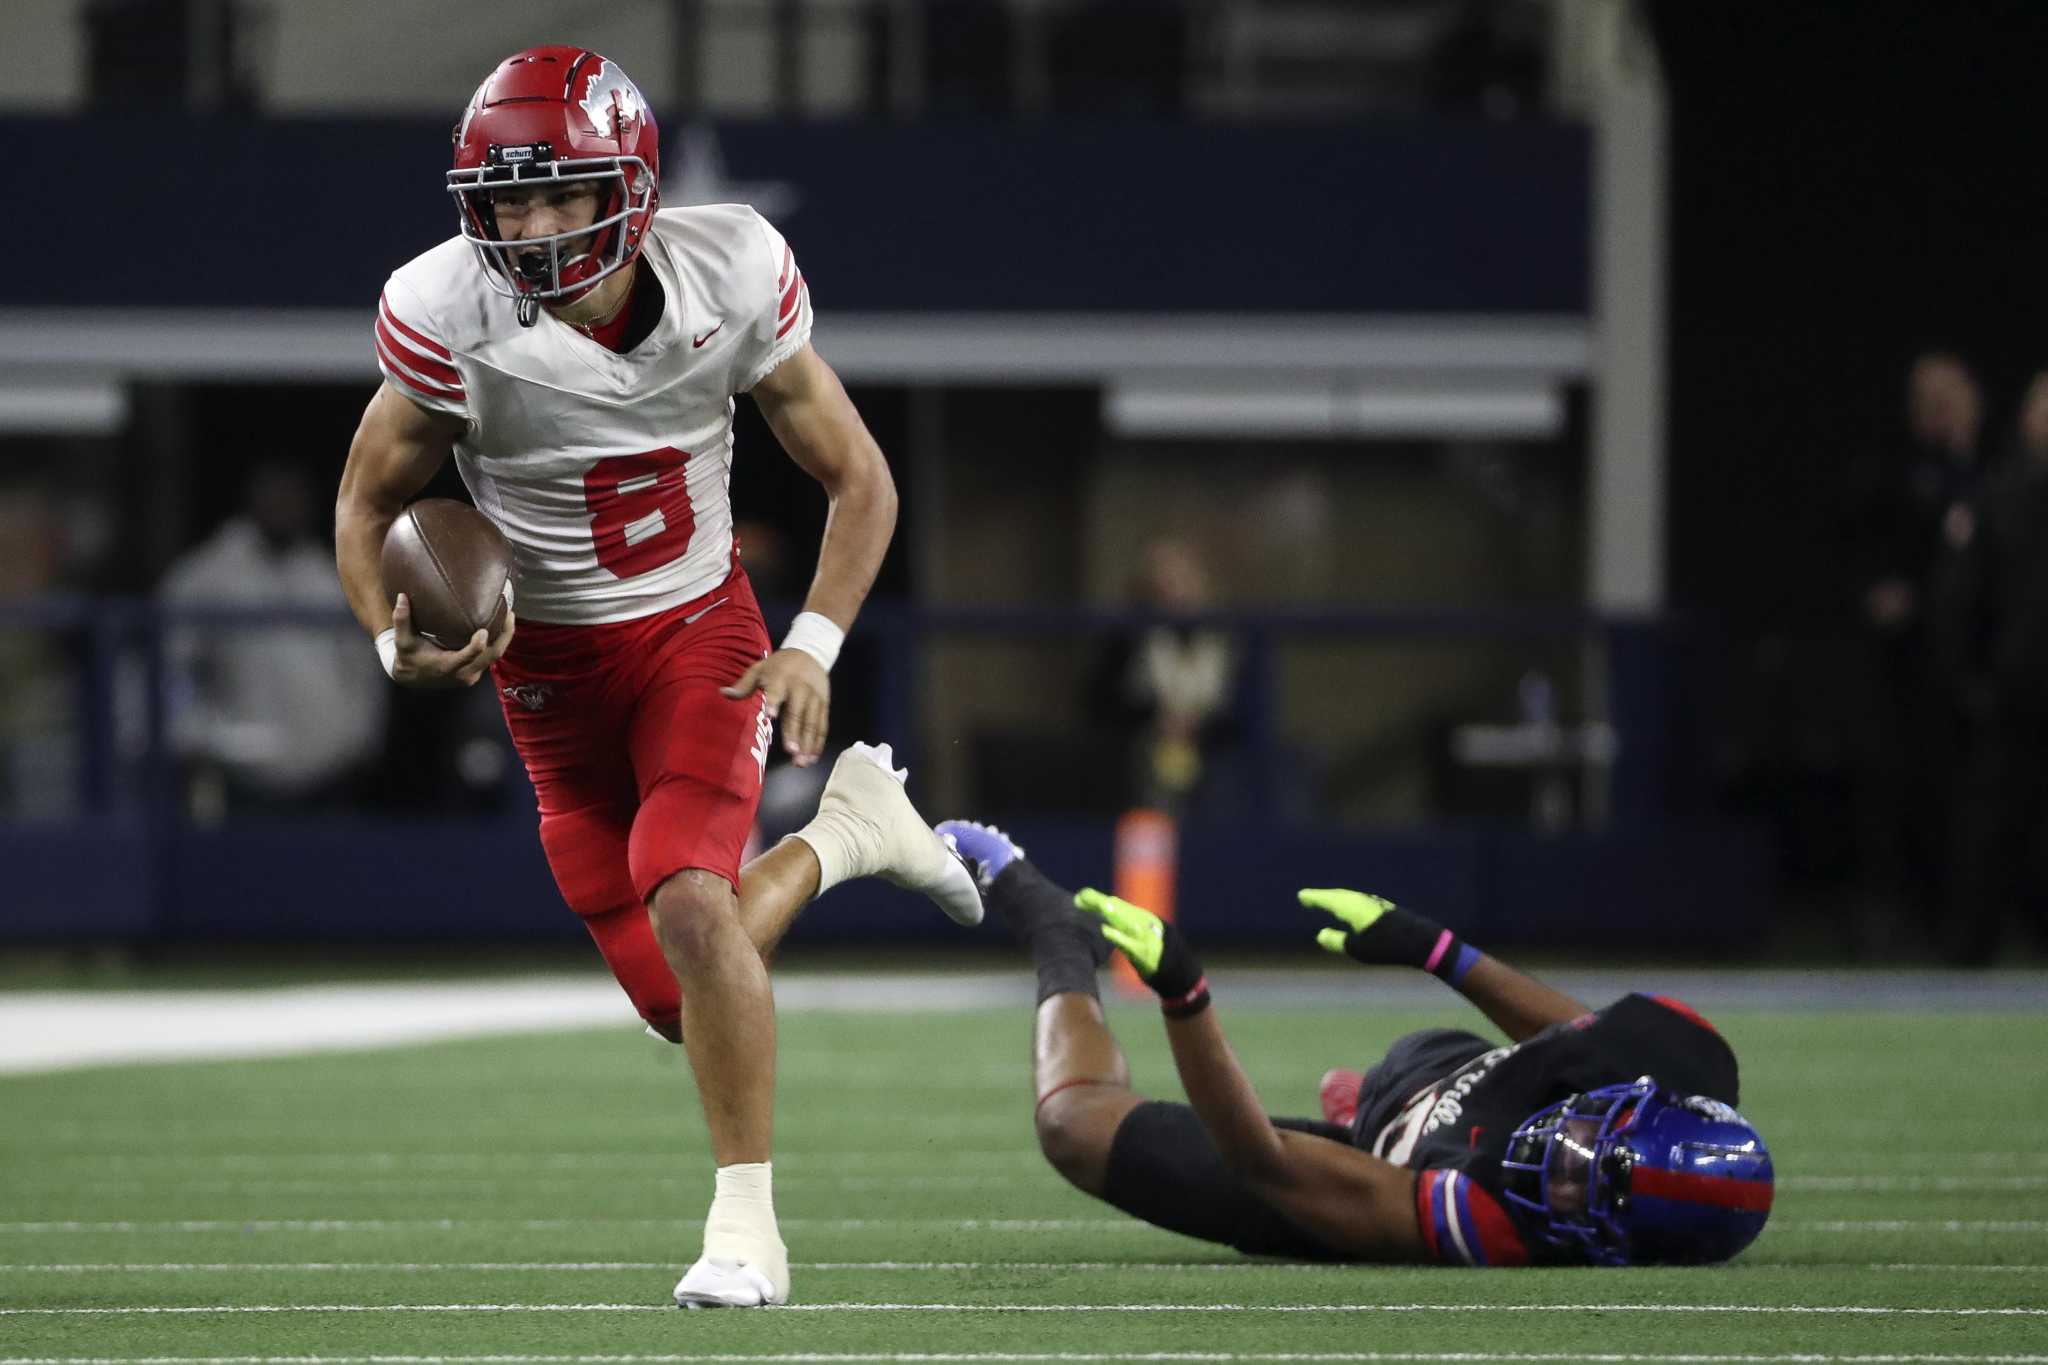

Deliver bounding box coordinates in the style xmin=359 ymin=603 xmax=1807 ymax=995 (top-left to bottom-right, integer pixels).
xmin=493 ymin=653 xmax=690 ymax=1039
xmin=643 ymin=863 xmax=788 ymax=1307
xmin=942 ymin=821 xmax=1342 ymax=1258
xmin=938 ymin=822 xmax=1134 ymax=1191
xmin=622 ymin=589 xmax=790 ymax=1308
xmin=543 ymin=803 xmax=685 ymax=1040
xmin=633 ymin=773 xmax=790 ymax=1308
xmin=734 ymin=835 xmax=822 ymax=962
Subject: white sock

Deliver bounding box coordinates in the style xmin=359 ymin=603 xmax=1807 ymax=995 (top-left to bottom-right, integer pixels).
xmin=703 ymin=1161 xmax=782 ymax=1260
xmin=787 ymin=820 xmax=861 ymax=897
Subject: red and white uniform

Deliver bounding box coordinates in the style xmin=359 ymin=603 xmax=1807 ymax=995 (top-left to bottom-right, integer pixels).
xmin=374 ymin=203 xmax=813 ymax=624
xmin=371 ymin=203 xmax=813 ymax=1039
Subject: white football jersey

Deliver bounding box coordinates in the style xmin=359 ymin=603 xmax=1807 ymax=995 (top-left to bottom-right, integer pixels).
xmin=372 ymin=204 xmax=814 ymax=625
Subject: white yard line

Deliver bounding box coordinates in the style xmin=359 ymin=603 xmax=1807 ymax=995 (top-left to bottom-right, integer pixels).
xmin=3 ymin=1219 xmax=2044 ymax=1235
xmin=20 ymin=1150 xmax=2048 ymax=1169
xmin=15 ymin=1174 xmax=2040 ymax=1196
xmin=3 ymin=1302 xmax=2047 ymax=1318
xmin=5 ymin=1353 xmax=2048 ymax=1365
xmin=1 ymin=1261 xmax=2042 ymax=1275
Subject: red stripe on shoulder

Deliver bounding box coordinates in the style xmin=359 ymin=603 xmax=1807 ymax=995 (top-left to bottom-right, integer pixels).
xmin=1648 ymin=995 xmax=1717 ymax=1035
xmin=775 ymin=279 xmax=807 ymax=339
xmin=1458 ymin=1180 xmax=1531 ymax=1267
xmin=1630 ymin=1166 xmax=1774 ymax=1212
xmin=777 ymin=242 xmax=794 ymax=291
xmin=376 ymin=315 xmax=462 ymax=389
xmin=1414 ymin=1171 xmax=1443 ymax=1259
xmin=376 ymin=335 xmax=464 ymax=401
xmin=778 ymin=270 xmax=803 ymax=320
xmin=379 ymin=293 xmax=454 ymax=361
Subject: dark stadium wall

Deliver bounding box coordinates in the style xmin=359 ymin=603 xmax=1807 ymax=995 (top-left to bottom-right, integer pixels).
xmin=1654 ymin=0 xmax=2048 ymax=624
xmin=1 ymin=816 xmax=1768 ymax=953
xmin=0 ymin=119 xmax=1586 ymax=314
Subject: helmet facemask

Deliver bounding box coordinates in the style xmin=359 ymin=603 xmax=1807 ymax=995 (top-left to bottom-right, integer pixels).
xmin=448 ymin=154 xmax=654 ymax=327
xmin=1501 ymin=1077 xmax=1773 ymax=1267
xmin=1501 ymin=1082 xmax=1649 ymax=1266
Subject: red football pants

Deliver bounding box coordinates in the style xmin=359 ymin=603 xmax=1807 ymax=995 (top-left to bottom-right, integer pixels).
xmin=492 ymin=566 xmax=773 ymax=1036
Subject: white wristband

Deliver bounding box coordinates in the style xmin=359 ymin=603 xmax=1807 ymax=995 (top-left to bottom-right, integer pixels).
xmin=780 ymin=611 xmax=845 ymax=673
xmin=375 ymin=627 xmax=399 ymax=679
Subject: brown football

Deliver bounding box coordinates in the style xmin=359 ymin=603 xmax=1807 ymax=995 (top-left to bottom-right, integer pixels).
xmin=380 ymin=499 xmax=515 ymax=649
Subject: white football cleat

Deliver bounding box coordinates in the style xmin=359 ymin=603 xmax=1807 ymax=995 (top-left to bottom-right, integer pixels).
xmin=808 ymin=741 xmax=985 ymax=926
xmin=673 ymin=1253 xmax=787 ymax=1309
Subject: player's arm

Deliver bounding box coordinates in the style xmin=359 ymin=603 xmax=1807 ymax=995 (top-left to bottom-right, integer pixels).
xmin=1077 ymin=888 xmax=1424 ymax=1260
xmin=1300 ymin=889 xmax=1589 ymax=1042
xmin=334 ymin=381 xmax=509 ymax=688
xmin=726 ymin=343 xmax=900 ymax=765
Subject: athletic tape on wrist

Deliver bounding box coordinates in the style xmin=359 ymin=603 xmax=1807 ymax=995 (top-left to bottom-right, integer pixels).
xmin=1160 ymin=974 xmax=1212 ymax=1019
xmin=375 ymin=628 xmax=399 ymax=680
xmin=780 ymin=611 xmax=845 ymax=673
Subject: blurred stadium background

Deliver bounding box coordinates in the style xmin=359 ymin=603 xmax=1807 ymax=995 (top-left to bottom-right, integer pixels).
xmin=4 ymin=0 xmax=2048 ymax=965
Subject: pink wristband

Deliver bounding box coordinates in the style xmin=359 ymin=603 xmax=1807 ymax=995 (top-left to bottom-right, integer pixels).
xmin=1422 ymin=929 xmax=1456 ymax=975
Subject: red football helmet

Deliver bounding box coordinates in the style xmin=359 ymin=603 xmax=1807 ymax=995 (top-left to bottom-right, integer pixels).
xmin=447 ymin=46 xmax=661 ymax=326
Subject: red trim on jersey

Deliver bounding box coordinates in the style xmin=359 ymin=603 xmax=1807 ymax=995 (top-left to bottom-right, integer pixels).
xmin=778 ymin=271 xmax=803 ymax=321
xmin=1415 ymin=1170 xmax=1443 ymax=1258
xmin=1648 ymin=994 xmax=1718 ymax=1034
xmin=375 ymin=332 xmax=464 ymax=401
xmin=1457 ymin=1179 xmax=1532 ymax=1267
xmin=1630 ymin=1166 xmax=1775 ymax=1212
xmin=775 ymin=279 xmax=806 ymax=339
xmin=375 ymin=315 xmax=463 ymax=390
xmin=378 ymin=294 xmax=454 ymax=361
xmin=777 ymin=242 xmax=794 ymax=291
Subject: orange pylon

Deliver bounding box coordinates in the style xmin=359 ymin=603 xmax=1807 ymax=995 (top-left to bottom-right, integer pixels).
xmin=1111 ymin=808 xmax=1178 ymax=998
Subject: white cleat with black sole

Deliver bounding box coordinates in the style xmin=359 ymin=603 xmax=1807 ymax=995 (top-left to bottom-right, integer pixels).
xmin=800 ymin=741 xmax=985 ymax=926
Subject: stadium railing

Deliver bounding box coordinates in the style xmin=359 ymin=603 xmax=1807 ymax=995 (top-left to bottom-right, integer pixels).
xmin=0 ymin=597 xmax=1766 ymax=950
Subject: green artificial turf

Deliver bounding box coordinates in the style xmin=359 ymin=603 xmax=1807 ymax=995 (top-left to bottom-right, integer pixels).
xmin=3 ymin=1001 xmax=2044 ymax=1363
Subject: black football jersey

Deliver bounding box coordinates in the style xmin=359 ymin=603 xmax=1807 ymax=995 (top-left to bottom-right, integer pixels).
xmin=1347 ymin=993 xmax=1740 ymax=1265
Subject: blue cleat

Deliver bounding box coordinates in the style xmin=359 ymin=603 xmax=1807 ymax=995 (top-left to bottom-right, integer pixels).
xmin=935 ymin=819 xmax=1025 ymax=893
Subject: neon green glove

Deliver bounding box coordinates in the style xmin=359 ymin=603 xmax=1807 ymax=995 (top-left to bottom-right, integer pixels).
xmin=1074 ymin=887 xmax=1208 ymax=1009
xmin=1299 ymin=887 xmax=1476 ymax=983
xmin=1300 ymin=887 xmax=1401 ymax=958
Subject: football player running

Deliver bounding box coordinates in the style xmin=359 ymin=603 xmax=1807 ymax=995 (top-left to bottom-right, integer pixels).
xmin=936 ymin=821 xmax=1775 ymax=1267
xmin=335 ymin=47 xmax=981 ymax=1308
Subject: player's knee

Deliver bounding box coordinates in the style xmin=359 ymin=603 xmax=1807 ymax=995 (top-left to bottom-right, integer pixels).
xmin=647 ymin=868 xmax=739 ymax=966
xmin=1034 ymin=1091 xmax=1114 ymax=1194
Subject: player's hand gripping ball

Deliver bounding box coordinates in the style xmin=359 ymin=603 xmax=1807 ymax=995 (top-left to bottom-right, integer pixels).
xmin=380 ymin=498 xmax=517 ymax=688
xmin=722 ymin=648 xmax=829 ymax=767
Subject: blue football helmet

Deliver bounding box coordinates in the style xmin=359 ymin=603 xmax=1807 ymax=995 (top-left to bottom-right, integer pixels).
xmin=1500 ymin=1077 xmax=1774 ymax=1266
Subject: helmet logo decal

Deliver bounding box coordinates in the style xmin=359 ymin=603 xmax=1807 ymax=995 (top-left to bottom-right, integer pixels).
xmin=1676 ymin=1095 xmax=1743 ymax=1124
xmin=577 ymin=59 xmax=645 ymax=141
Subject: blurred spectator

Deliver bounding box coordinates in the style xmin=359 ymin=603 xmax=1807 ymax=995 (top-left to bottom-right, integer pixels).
xmin=159 ymin=461 xmax=385 ymax=819
xmin=1845 ymin=351 xmax=1984 ymax=946
xmin=1429 ymin=0 xmax=1548 ymax=119
xmin=1933 ymin=369 xmax=2048 ymax=963
xmin=1088 ymin=538 xmax=1240 ymax=817
xmin=0 ymin=485 xmax=79 ymax=819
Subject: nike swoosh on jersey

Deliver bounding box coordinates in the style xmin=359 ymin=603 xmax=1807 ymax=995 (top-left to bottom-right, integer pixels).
xmin=683 ymin=596 xmax=728 ymax=625
xmin=692 ymin=322 xmax=724 ymax=348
